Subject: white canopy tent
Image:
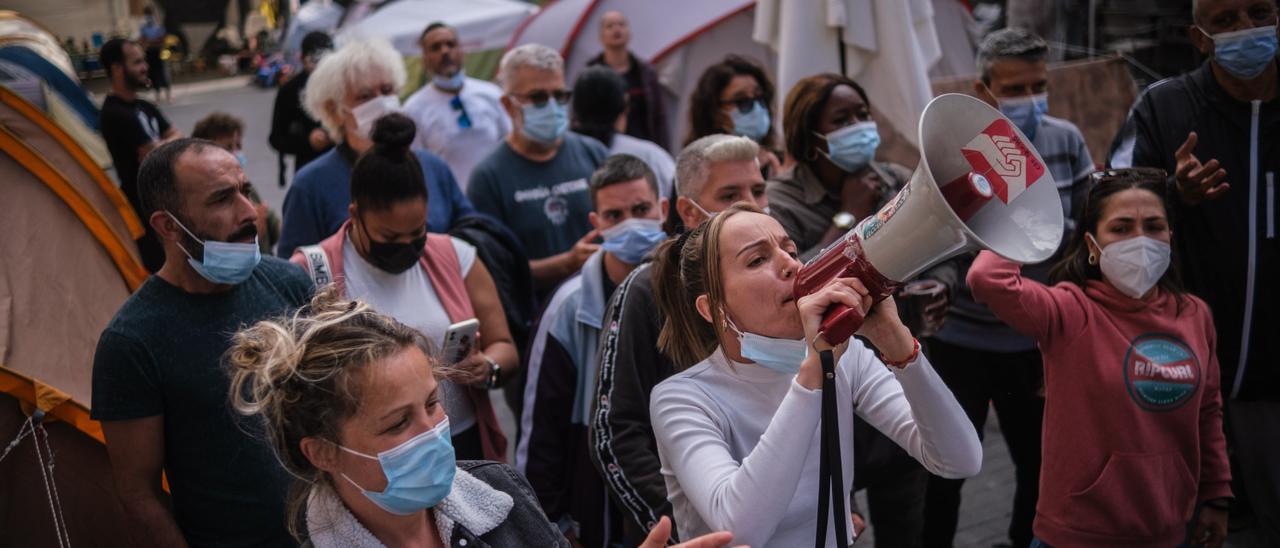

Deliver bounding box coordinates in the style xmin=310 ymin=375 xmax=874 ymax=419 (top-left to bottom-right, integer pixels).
xmin=338 ymin=0 xmax=535 ymax=57
xmin=753 ymin=0 xmax=942 ymax=150
xmin=510 ymin=0 xmax=773 ymax=152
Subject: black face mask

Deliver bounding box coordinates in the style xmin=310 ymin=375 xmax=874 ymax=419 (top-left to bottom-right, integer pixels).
xmin=359 ymin=219 xmax=427 ymax=274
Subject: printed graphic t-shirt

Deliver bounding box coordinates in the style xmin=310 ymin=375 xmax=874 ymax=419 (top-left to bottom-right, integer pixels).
xmin=466 ymin=132 xmax=607 ymax=260
xmin=100 ymin=94 xmax=171 ymax=210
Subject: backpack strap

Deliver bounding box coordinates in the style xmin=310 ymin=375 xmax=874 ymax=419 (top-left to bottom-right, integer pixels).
xmin=299 ymin=244 xmax=333 ymax=287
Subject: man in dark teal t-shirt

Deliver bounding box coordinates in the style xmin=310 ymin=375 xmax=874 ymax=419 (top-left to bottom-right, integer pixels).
xmin=468 ymin=43 xmax=608 ymax=291
xmin=92 ymin=139 xmax=313 ymax=547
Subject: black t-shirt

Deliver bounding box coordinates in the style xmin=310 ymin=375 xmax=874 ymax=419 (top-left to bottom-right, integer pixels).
xmin=91 ymin=257 xmax=313 ymax=547
xmin=100 ymin=94 xmax=171 ymax=211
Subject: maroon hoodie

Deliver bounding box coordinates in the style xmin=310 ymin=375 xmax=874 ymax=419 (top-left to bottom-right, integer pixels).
xmin=968 ymin=250 xmax=1230 ymax=548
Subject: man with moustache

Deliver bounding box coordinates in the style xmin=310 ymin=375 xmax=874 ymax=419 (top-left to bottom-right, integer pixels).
xmin=91 ymin=139 xmax=313 ymax=547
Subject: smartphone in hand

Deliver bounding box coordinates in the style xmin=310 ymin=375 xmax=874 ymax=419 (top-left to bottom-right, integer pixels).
xmin=440 ymin=319 xmax=480 ymax=366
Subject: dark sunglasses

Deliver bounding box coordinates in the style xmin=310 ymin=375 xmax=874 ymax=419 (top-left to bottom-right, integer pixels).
xmin=511 ymin=89 xmax=572 ymax=107
xmin=450 ymin=95 xmax=472 ymax=129
xmin=720 ymin=95 xmax=764 ymax=114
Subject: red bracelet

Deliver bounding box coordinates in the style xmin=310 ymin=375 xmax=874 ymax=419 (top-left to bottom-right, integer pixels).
xmin=881 ymin=338 xmax=921 ymax=369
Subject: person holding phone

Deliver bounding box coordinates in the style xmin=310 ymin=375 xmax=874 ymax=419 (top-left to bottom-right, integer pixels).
xmin=290 ymin=113 xmax=516 ymax=462
xmin=647 ymin=203 xmax=982 ymax=547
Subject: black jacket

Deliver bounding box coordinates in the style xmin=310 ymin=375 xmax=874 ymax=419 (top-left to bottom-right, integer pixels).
xmin=269 ymin=71 xmax=329 ymax=176
xmin=1109 ymin=61 xmax=1279 ymax=401
xmin=449 ymin=214 xmax=538 ymax=416
xmin=588 ymin=263 xmax=674 ymax=542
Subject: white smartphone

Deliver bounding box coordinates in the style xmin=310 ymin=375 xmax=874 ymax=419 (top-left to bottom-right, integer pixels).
xmin=440 ymin=319 xmax=480 ymax=366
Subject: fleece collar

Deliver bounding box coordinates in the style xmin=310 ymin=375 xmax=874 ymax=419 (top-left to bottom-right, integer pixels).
xmin=305 ymin=467 xmax=514 ymax=547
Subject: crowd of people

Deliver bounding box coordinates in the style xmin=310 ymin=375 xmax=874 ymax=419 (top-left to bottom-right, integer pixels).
xmin=86 ymin=1 xmax=1278 ymax=547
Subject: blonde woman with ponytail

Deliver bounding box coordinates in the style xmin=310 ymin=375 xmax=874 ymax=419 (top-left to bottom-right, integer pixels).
xmin=647 ymin=203 xmax=982 ymax=547
xmin=228 ymin=289 xmax=565 ymax=547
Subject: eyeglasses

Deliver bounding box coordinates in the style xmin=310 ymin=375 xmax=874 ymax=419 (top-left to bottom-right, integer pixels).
xmin=450 ymin=95 xmax=472 ymax=129
xmin=510 ymin=89 xmax=572 ymax=107
xmin=720 ymin=95 xmax=764 ymax=114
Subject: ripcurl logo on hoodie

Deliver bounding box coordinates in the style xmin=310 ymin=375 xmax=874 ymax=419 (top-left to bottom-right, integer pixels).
xmin=1122 ymin=334 xmax=1201 ymax=412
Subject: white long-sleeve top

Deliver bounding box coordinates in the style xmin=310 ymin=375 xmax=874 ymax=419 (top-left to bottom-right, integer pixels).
xmin=650 ymin=340 xmax=982 ymax=548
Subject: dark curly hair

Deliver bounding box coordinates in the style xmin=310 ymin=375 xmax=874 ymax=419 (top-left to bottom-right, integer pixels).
xmin=684 ymin=55 xmax=776 ymax=148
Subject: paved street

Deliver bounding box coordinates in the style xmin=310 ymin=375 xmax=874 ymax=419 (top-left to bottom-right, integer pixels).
xmin=131 ymin=77 xmax=1270 ymax=548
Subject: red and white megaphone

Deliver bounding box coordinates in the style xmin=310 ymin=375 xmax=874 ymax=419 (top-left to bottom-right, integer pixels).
xmin=794 ymin=93 xmax=1065 ymax=345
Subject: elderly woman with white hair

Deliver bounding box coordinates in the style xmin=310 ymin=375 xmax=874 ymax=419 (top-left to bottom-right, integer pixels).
xmin=277 ymin=38 xmax=475 ymax=259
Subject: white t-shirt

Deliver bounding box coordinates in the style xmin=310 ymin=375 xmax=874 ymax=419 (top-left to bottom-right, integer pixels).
xmin=609 ymin=133 xmax=675 ymax=199
xmin=650 ymin=341 xmax=982 ymax=548
xmin=342 ymin=236 xmax=479 ymax=432
xmin=403 ymin=78 xmax=511 ymax=189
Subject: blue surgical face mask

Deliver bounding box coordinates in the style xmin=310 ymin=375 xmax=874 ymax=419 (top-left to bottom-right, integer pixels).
xmin=730 ymin=100 xmax=771 ymax=142
xmin=725 ymin=313 xmax=808 ymax=375
xmin=433 ymin=68 xmax=466 ymax=91
xmin=1205 ymin=24 xmax=1279 ymax=79
xmin=520 ymin=100 xmax=569 ymax=144
xmin=997 ymin=93 xmax=1049 ymax=141
xmin=337 ymin=418 xmax=456 ymax=516
xmin=166 ymin=211 xmax=261 ymax=285
xmin=818 ymin=121 xmax=880 ymax=173
xmin=601 ymin=217 xmax=665 ymax=264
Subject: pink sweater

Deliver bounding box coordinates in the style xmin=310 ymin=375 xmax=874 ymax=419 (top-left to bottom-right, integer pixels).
xmin=967 ymin=250 xmax=1230 ymax=548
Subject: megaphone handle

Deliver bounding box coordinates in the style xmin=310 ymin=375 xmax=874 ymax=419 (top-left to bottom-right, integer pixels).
xmin=818 ymin=304 xmax=865 ymax=347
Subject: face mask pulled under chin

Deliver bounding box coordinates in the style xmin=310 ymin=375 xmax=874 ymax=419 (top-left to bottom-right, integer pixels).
xmin=166 ymin=211 xmax=261 ymax=285
xmin=351 ymin=95 xmax=401 ymax=140
xmin=723 ymin=311 xmax=808 ymax=375
xmin=1089 ymin=233 xmax=1171 ymax=299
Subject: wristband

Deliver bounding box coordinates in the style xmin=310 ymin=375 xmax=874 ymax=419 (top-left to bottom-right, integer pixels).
xmin=483 ymin=355 xmax=502 ymax=389
xmin=880 ymin=338 xmax=921 ymax=369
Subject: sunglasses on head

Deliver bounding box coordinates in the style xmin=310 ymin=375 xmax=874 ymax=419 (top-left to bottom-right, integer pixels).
xmin=512 ymin=89 xmax=572 ymax=107
xmin=720 ymin=95 xmax=764 ymax=114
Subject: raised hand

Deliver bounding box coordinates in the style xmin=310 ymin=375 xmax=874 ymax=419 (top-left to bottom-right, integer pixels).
xmin=1174 ymin=132 xmax=1230 ymax=205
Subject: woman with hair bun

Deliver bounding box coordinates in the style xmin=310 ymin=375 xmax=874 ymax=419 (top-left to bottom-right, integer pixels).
xmin=228 ymin=289 xmax=566 ymax=547
xmin=289 ymin=112 xmax=515 ymax=462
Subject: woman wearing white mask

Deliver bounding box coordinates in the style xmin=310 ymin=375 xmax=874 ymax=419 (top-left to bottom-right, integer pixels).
xmin=967 ymin=168 xmax=1232 ymax=547
xmin=278 ymin=38 xmax=475 ymax=259
xmin=648 ymin=203 xmax=982 ymax=548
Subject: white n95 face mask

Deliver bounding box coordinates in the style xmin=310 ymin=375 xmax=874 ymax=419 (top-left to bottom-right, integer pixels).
xmin=1089 ymin=234 xmax=1171 ymax=299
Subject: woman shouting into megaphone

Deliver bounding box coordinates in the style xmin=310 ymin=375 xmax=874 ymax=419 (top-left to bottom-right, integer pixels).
xmin=647 ymin=203 xmax=982 ymax=548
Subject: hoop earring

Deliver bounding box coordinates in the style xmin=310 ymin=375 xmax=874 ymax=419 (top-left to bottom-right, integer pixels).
xmin=1088 ymin=253 xmax=1098 ymax=266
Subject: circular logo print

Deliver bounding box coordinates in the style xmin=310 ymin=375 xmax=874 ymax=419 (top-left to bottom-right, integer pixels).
xmin=1123 ymin=334 xmax=1200 ymax=412
xmin=544 ymin=195 xmax=569 ymax=226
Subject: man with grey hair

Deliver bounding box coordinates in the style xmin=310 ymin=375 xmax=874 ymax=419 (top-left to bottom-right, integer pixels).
xmin=587 ymin=134 xmax=779 ymax=545
xmin=922 ymin=27 xmax=1094 ymax=548
xmin=1110 ymin=1 xmax=1278 ymax=544
xmin=467 ymin=43 xmax=609 ymax=292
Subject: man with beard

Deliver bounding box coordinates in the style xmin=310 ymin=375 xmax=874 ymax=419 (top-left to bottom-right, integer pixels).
xmin=100 ymin=37 xmax=181 ymax=271
xmin=91 ymin=139 xmax=313 ymax=547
